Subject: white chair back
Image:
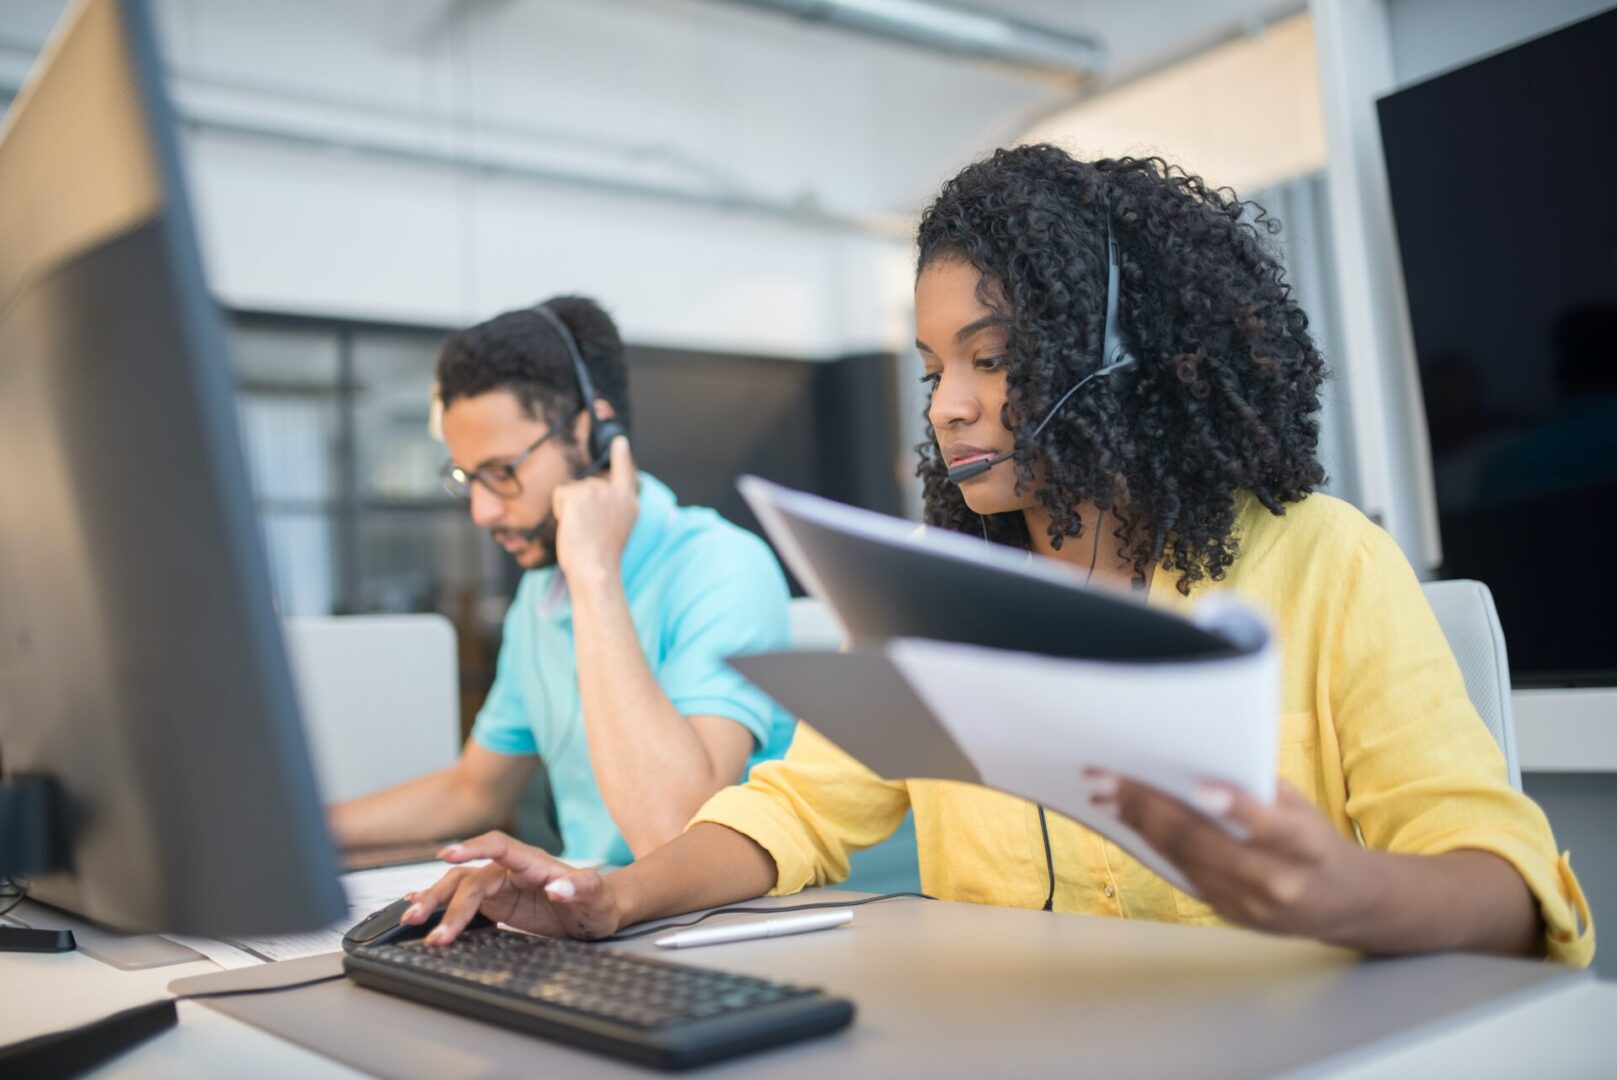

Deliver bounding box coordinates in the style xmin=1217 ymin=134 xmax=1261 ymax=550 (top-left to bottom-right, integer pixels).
xmin=282 ymin=614 xmax=461 ymax=802
xmin=1421 ymin=580 xmax=1522 ymax=790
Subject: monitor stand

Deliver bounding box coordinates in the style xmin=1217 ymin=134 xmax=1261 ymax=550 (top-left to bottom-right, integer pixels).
xmin=6 ymin=900 xmax=205 ymax=970
xmin=1 ymin=771 xmax=196 ymax=968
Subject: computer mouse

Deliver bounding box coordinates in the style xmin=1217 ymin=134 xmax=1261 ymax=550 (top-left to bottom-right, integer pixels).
xmin=342 ymin=897 xmax=492 ymax=952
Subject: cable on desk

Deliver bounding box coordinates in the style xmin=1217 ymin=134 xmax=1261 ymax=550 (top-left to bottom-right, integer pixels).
xmin=173 ymin=973 xmax=348 ymax=1001
xmin=600 ymin=890 xmax=935 ymax=942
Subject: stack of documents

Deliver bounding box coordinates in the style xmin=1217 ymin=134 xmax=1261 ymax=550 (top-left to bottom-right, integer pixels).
xmin=731 ymin=477 xmax=1280 ymax=894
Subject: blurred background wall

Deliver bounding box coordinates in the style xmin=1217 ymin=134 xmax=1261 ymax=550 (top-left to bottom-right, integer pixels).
xmin=0 ymin=0 xmax=1349 ymax=711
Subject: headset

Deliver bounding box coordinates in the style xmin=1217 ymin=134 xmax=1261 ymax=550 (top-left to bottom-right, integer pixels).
xmin=945 ymin=210 xmax=1138 ymax=486
xmin=500 ymin=304 xmax=629 ymax=551
xmin=531 ymin=302 xmax=628 ymax=475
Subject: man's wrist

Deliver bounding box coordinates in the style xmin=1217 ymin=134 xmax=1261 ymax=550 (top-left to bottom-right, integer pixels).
xmin=563 ymin=557 xmax=624 ymax=596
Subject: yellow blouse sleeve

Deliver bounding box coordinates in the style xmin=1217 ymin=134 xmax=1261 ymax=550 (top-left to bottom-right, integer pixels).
xmin=1331 ymin=525 xmax=1594 ymax=966
xmin=689 ymin=724 xmax=912 ymax=896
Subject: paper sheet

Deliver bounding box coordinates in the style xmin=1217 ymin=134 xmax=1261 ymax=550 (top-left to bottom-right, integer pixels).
xmin=210 ymin=861 xmax=466 ymax=963
xmin=161 ymin=932 xmax=263 ymax=970
xmin=884 ymin=624 xmax=1279 ymax=893
xmin=734 ymin=474 xmax=1285 ymax=898
xmin=733 ymin=607 xmax=1279 ymax=896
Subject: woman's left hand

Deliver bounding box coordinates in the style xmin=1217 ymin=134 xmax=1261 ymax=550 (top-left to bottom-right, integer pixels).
xmin=1090 ymin=771 xmax=1381 ymax=944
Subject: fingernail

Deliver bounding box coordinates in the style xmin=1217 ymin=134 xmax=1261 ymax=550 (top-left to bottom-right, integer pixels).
xmin=1087 ymin=773 xmax=1120 ymax=798
xmin=1091 ymin=800 xmax=1120 ymax=819
xmin=425 ymin=929 xmax=447 ymax=946
xmin=1193 ymin=784 xmax=1235 ymax=817
xmin=546 ymin=879 xmax=576 ymax=901
xmin=440 ymin=844 xmax=462 ymax=859
xmin=405 ymin=903 xmax=424 ymax=921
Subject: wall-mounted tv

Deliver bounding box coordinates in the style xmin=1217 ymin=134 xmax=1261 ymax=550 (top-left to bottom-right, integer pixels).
xmin=1379 ymin=6 xmax=1617 ymax=686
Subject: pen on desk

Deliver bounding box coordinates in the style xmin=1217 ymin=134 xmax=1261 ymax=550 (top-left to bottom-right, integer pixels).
xmin=654 ymin=910 xmax=853 ymax=949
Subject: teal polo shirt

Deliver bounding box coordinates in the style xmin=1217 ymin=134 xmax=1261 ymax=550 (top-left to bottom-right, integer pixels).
xmin=470 ymin=471 xmax=796 ymax=865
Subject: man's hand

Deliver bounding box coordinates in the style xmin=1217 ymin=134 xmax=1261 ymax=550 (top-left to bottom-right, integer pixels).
xmin=400 ymin=831 xmax=627 ymax=944
xmin=1090 ymin=770 xmax=1380 ymax=944
xmin=553 ymin=435 xmax=639 ymax=585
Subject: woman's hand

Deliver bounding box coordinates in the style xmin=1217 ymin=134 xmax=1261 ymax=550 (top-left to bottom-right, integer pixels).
xmin=399 ymin=831 xmax=626 ymax=945
xmin=1089 ymin=771 xmax=1381 ymax=945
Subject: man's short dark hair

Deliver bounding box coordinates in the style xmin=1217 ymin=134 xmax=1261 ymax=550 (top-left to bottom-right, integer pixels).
xmin=435 ymin=295 xmax=630 ymax=440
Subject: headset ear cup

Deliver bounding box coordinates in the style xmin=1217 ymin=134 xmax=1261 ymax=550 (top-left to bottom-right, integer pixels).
xmin=589 ymin=416 xmax=628 ymax=468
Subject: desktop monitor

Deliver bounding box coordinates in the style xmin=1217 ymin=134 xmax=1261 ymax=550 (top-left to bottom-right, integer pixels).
xmin=0 ymin=0 xmax=344 ymax=936
xmin=1378 ymin=7 xmax=1617 ymax=686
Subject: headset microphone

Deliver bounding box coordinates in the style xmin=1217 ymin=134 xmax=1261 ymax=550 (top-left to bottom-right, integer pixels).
xmin=945 ymin=449 xmax=1011 ymax=486
xmin=945 ymin=212 xmax=1137 ymax=486
xmin=531 ymin=302 xmax=627 ymax=474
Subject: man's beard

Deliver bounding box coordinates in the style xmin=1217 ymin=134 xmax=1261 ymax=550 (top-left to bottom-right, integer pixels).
xmin=490 ymin=514 xmax=560 ymax=568
xmin=490 ymin=450 xmax=586 ymax=569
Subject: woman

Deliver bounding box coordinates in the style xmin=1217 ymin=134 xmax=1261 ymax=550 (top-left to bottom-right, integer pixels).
xmin=404 ymin=146 xmax=1592 ymax=965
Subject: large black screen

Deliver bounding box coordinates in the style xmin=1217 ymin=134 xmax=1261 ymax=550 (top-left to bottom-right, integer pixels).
xmin=1379 ymin=7 xmax=1617 ymax=686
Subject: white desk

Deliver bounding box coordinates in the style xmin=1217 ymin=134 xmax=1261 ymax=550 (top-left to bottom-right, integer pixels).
xmin=2 ymin=946 xmax=360 ymax=1079
xmin=6 ymin=891 xmax=1614 ymax=1078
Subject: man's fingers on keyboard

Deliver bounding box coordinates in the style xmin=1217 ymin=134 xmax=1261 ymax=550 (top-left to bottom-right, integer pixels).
xmin=427 ymin=865 xmax=504 ymax=946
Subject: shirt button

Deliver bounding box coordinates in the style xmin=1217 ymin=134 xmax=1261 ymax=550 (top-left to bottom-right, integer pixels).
xmin=1103 ymin=884 xmax=1116 ymax=899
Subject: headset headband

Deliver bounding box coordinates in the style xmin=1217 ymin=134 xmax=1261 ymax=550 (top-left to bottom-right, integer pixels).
xmin=531 ymin=303 xmax=601 ymax=414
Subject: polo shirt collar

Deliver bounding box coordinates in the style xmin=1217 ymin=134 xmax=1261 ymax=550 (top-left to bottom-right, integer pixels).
xmin=620 ymin=471 xmax=677 ymax=581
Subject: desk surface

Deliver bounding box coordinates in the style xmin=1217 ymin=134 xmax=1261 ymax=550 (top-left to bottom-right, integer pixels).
xmin=5 ymin=891 xmax=1613 ymax=1078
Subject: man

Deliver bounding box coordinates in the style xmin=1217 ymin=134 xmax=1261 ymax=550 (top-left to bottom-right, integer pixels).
xmin=329 ymin=296 xmax=796 ymax=865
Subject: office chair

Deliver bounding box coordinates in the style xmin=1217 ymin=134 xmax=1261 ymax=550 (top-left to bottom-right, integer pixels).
xmin=1422 ymin=579 xmax=1523 ymax=791
xmin=282 ymin=614 xmax=461 ymax=802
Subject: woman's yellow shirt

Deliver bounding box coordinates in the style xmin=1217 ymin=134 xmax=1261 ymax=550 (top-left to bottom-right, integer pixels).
xmin=692 ymin=491 xmax=1594 ymax=966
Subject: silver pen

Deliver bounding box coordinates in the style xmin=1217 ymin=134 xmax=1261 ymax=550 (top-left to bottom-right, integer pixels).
xmin=653 ymin=909 xmax=853 ymax=949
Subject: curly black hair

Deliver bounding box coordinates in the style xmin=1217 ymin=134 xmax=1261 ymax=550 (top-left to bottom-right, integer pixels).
xmin=916 ymin=144 xmax=1327 ymax=594
xmin=435 ymin=294 xmax=631 ymax=441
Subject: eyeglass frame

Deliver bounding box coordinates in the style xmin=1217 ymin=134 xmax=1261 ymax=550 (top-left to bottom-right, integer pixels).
xmin=440 ymin=428 xmax=558 ymax=499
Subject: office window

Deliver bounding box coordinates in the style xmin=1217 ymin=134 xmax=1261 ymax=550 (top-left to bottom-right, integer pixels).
xmin=233 ymin=322 xmax=344 ymax=618
xmin=349 ymin=331 xmax=509 ymax=616
xmin=230 ymin=314 xmax=506 ymax=737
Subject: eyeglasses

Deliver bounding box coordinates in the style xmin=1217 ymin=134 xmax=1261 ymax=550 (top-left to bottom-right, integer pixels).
xmin=440 ymin=429 xmax=556 ymax=499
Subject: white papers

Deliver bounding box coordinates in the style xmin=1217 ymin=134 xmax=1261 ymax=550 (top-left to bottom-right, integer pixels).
xmin=886 ymin=606 xmax=1278 ymax=891
xmin=732 ymin=476 xmax=1283 ymax=897
xmin=214 ymin=861 xmax=468 ymax=963
xmin=161 ymin=933 xmax=263 ymax=970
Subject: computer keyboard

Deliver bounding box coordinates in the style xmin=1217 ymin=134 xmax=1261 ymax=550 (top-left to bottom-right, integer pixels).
xmin=342 ymin=925 xmax=855 ymax=1070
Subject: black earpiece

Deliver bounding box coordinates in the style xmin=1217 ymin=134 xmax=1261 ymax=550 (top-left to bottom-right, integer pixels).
xmin=946 ymin=209 xmax=1137 ymax=486
xmin=531 ymin=303 xmax=626 ymax=474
